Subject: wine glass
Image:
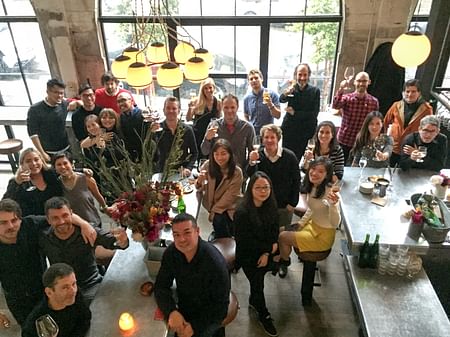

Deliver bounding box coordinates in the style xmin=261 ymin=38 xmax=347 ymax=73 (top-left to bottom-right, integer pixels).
xmin=307 ymin=138 xmax=315 ymax=152
xmin=208 ymin=118 xmax=219 ymax=138
xmin=406 ymin=254 xmax=422 ymax=280
xmin=285 ymin=79 xmax=296 ymax=97
xmin=344 ymin=66 xmax=355 ymax=89
xmin=415 ymin=146 xmax=427 ymax=162
xmin=198 ymin=159 xmax=208 ymax=185
xmin=35 ymin=314 xmax=59 ymax=337
xmin=21 ymin=163 xmax=36 ymax=192
xmin=359 ymin=156 xmax=368 ymax=180
xmin=251 ymin=137 xmax=261 ymax=164
xmin=323 ymin=180 xmax=343 ymax=206
xmin=189 ymin=89 xmax=197 ymax=104
xmin=372 ymin=135 xmax=386 ymax=161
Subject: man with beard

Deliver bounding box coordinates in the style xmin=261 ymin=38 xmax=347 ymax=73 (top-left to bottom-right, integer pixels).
xmin=332 ymin=71 xmax=379 ymax=164
xmin=95 ymin=72 xmax=135 ymax=115
xmin=21 ymin=263 xmax=91 ymax=337
xmin=384 ymin=79 xmax=433 ymax=166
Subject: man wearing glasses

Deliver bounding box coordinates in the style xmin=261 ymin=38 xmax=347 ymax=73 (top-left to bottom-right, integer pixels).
xmin=27 ymin=79 xmax=70 ymax=162
xmin=400 ymin=115 xmax=447 ymax=172
xmin=71 ymin=84 xmax=102 ymax=142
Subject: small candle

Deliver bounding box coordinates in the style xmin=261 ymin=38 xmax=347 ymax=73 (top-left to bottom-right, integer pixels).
xmin=119 ymin=312 xmax=135 ymax=331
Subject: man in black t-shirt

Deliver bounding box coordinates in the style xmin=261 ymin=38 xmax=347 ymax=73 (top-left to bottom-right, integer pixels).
xmin=71 ymin=84 xmax=103 ymax=142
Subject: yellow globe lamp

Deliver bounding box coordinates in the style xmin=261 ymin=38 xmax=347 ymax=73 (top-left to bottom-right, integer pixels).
xmin=111 ymin=55 xmax=132 ymax=80
xmin=174 ymin=41 xmax=195 ymax=64
xmin=147 ymin=42 xmax=169 ymax=64
xmin=194 ymin=48 xmax=213 ymax=69
xmin=157 ymin=62 xmax=183 ymax=89
xmin=184 ymin=56 xmax=209 ymax=83
xmin=126 ymin=62 xmax=152 ymax=89
xmin=391 ymin=31 xmax=431 ymax=68
xmin=123 ymin=46 xmax=146 ymax=64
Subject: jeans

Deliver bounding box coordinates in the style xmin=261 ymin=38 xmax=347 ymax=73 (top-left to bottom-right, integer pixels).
xmin=212 ymin=212 xmax=233 ymax=238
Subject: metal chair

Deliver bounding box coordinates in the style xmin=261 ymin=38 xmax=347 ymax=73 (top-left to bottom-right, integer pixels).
xmin=0 ymin=138 xmax=23 ymax=173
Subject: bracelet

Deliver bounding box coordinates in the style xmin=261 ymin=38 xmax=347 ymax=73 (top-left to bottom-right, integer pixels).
xmin=263 ymin=252 xmax=270 ymax=256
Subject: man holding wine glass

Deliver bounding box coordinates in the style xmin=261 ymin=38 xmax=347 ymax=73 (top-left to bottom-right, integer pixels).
xmin=400 ymin=115 xmax=447 ymax=172
xmin=21 ymin=263 xmax=91 ymax=337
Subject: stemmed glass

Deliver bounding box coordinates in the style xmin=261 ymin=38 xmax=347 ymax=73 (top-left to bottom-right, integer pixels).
xmin=359 ymin=156 xmax=368 ymax=181
xmin=22 ymin=163 xmax=36 ymax=192
xmin=285 ymin=79 xmax=296 ymax=97
xmin=307 ymin=138 xmax=315 ymax=152
xmin=208 ymin=118 xmax=219 ymax=138
xmin=198 ymin=159 xmax=208 ymax=186
xmin=323 ymin=180 xmax=343 ymax=206
xmin=189 ymin=89 xmax=197 ymax=103
xmin=372 ymin=135 xmax=386 ymax=161
xmin=251 ymin=137 xmax=261 ymax=165
xmin=415 ymin=146 xmax=427 ymax=162
xmin=35 ymin=314 xmax=59 ymax=337
xmin=344 ymin=66 xmax=355 ymax=90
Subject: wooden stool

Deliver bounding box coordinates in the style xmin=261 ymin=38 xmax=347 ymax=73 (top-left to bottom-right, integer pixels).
xmin=295 ymin=249 xmax=332 ymax=306
xmin=211 ymin=237 xmax=236 ymax=272
xmin=222 ymin=291 xmax=239 ymax=326
xmin=0 ymin=139 xmax=23 ymax=173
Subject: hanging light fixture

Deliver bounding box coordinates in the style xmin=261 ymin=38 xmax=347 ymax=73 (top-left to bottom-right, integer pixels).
xmin=111 ymin=0 xmax=213 ymax=90
xmin=157 ymin=62 xmax=183 ymax=89
xmin=184 ymin=57 xmax=209 ymax=83
xmin=391 ymin=26 xmax=431 ymax=68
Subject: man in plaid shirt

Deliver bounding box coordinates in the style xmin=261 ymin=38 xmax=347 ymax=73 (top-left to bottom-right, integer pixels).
xmin=332 ymin=71 xmax=379 ymax=164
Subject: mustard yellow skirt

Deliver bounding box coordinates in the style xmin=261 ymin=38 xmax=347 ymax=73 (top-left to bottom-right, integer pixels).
xmin=295 ymin=219 xmax=336 ymax=252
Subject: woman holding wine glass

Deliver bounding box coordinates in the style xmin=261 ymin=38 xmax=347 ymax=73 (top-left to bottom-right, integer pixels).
xmin=351 ymin=111 xmax=393 ymax=168
xmin=3 ymin=148 xmax=63 ymax=216
xmin=301 ymin=121 xmax=344 ymax=181
xmin=186 ymin=78 xmax=222 ymax=158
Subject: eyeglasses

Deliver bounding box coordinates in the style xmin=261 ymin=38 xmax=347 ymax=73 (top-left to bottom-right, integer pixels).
xmin=420 ymin=128 xmax=438 ymax=134
xmin=253 ymin=185 xmax=271 ymax=192
xmin=117 ymin=98 xmax=129 ymax=103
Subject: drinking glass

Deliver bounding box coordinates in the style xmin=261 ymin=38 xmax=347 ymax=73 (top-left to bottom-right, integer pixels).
xmin=322 ymin=181 xmax=342 ymax=206
xmin=307 ymin=138 xmax=315 ymax=152
xmin=198 ymin=159 xmax=208 ymax=185
xmin=251 ymin=137 xmax=261 ymax=164
xmin=189 ymin=89 xmax=197 ymax=104
xmin=110 ymin=223 xmax=126 ymax=247
xmin=21 ymin=164 xmax=36 ymax=192
xmin=35 ymin=314 xmax=59 ymax=337
xmin=415 ymin=146 xmax=427 ymax=162
xmin=285 ymin=79 xmax=296 ymax=97
xmin=150 ymin=110 xmax=165 ymax=132
xmin=208 ymin=118 xmax=219 ymax=138
xmin=372 ymin=135 xmax=385 ymax=161
xmin=359 ymin=156 xmax=368 ymax=180
xmin=262 ymin=89 xmax=270 ymax=105
xmin=406 ymin=254 xmax=422 ymax=280
xmin=344 ymin=66 xmax=355 ymax=89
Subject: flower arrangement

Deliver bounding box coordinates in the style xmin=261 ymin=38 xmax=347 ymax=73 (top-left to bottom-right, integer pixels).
xmin=110 ymin=181 xmax=183 ymax=242
xmin=430 ymin=173 xmax=450 ymax=187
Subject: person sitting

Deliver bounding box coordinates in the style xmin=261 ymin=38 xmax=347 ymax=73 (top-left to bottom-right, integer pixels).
xmin=155 ymin=213 xmax=230 ymax=337
xmin=350 ymin=111 xmax=393 ymax=168
xmin=186 ymin=78 xmax=223 ymax=159
xmin=0 ymin=199 xmax=94 ymax=327
xmin=277 ymin=157 xmax=341 ymax=278
xmin=152 ymin=96 xmax=198 ymax=177
xmin=39 ymin=197 xmax=129 ymax=304
xmin=301 ymin=121 xmax=344 ymax=181
xmin=384 ymin=79 xmax=432 ymax=166
xmin=21 ymin=263 xmax=91 ymax=337
xmin=399 ymin=115 xmax=448 ymax=172
xmin=247 ymin=124 xmax=300 ymax=229
xmin=196 ymin=138 xmax=243 ymax=239
xmin=201 ymin=94 xmax=255 ymax=172
xmin=3 ymin=148 xmax=63 ymax=216
xmin=234 ymin=171 xmax=279 ymax=337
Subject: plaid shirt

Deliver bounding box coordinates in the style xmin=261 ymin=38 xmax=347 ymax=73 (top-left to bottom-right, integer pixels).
xmin=333 ymin=92 xmax=379 ymax=147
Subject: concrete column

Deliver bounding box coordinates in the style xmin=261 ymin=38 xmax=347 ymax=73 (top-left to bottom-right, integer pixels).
xmin=30 ymin=0 xmax=106 ymax=97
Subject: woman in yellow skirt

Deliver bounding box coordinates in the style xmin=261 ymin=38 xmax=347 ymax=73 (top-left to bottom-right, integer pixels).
xmin=277 ymin=156 xmax=341 ymax=278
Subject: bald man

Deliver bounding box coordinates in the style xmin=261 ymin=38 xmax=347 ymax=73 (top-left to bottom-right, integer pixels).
xmin=332 ymin=71 xmax=379 ymax=164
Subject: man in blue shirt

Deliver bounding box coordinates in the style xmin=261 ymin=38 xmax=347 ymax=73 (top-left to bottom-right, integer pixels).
xmin=244 ymin=69 xmax=281 ymax=136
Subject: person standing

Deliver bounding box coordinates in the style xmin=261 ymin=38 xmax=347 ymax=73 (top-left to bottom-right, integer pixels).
xmin=247 ymin=124 xmax=300 ymax=229
xmin=71 ymin=84 xmax=103 ymax=142
xmin=384 ymin=79 xmax=433 ymax=166
xmin=95 ymin=72 xmax=134 ymax=115
xmin=27 ymin=79 xmax=70 ymax=162
xmin=244 ymin=69 xmax=281 ymax=136
xmin=234 ymin=171 xmax=279 ymax=337
xmin=279 ymin=63 xmax=320 ymax=161
xmin=201 ymin=94 xmax=255 ymax=171
xmin=21 ymin=263 xmax=91 ymax=337
xmin=155 ymin=213 xmax=230 ymax=337
xmin=332 ymin=71 xmax=379 ymax=164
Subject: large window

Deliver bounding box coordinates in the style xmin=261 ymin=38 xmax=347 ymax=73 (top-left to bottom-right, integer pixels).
xmin=100 ymin=0 xmax=342 ymax=112
xmin=0 ymin=0 xmax=51 ymax=106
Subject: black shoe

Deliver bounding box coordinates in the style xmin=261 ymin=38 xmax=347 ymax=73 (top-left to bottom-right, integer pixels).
xmin=248 ymin=302 xmax=257 ymax=312
xmin=278 ymin=257 xmax=291 ymax=278
xmin=208 ymin=231 xmax=215 ymax=242
xmin=302 ymin=296 xmax=312 ymax=307
xmin=259 ymin=315 xmax=278 ymax=336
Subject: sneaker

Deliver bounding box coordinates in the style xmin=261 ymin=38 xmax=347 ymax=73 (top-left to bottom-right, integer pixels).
xmin=259 ymin=315 xmax=278 ymax=336
xmin=278 ymin=257 xmax=291 ymax=278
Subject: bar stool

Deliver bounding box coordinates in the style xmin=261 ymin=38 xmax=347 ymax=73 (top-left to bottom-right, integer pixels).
xmin=0 ymin=138 xmax=23 ymax=173
xmin=294 ymin=248 xmax=332 ymax=306
xmin=211 ymin=237 xmax=236 ymax=272
xmin=222 ymin=291 xmax=239 ymax=327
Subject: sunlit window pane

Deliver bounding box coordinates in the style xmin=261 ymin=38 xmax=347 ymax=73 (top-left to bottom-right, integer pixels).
xmin=199 ymin=0 xmax=235 ymax=16
xmin=236 ymin=0 xmax=270 ymax=16
xmin=414 ymin=0 xmax=432 ymax=15
xmin=2 ymin=0 xmax=35 ymax=16
xmin=271 ymin=0 xmax=307 ymax=16
xmin=306 ymin=0 xmax=340 ymax=15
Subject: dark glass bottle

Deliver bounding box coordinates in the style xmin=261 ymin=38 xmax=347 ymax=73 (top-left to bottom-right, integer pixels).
xmin=358 ymin=233 xmax=371 ymax=268
xmin=368 ymin=234 xmax=380 ymax=269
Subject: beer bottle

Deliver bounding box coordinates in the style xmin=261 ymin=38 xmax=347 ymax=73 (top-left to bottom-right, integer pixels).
xmin=368 ymin=234 xmax=380 ymax=269
xmin=177 ymin=194 xmax=186 ymax=214
xmin=358 ymin=234 xmax=371 ymax=268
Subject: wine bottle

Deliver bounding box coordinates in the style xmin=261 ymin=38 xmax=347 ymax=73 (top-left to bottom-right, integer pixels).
xmin=358 ymin=234 xmax=371 ymax=268
xmin=368 ymin=234 xmax=380 ymax=269
xmin=177 ymin=194 xmax=186 ymax=214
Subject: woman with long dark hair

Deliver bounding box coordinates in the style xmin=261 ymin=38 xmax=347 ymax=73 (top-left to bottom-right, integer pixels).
xmin=351 ymin=111 xmax=393 ymax=168
xmin=278 ymin=157 xmax=340 ymax=278
xmin=196 ymin=138 xmax=243 ymax=238
xmin=302 ymin=120 xmax=344 ymax=180
xmin=234 ymin=171 xmax=279 ymax=337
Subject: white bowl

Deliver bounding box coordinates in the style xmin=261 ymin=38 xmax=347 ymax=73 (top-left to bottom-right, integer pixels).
xmin=359 ymin=182 xmax=374 ymax=194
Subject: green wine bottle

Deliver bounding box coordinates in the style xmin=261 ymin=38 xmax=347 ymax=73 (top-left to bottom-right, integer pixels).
xmin=358 ymin=234 xmax=371 ymax=268
xmin=177 ymin=194 xmax=186 ymax=214
xmin=368 ymin=234 xmax=380 ymax=269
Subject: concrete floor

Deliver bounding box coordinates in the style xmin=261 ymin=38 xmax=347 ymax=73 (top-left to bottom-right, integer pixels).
xmin=0 ymin=165 xmax=361 ymax=336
